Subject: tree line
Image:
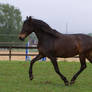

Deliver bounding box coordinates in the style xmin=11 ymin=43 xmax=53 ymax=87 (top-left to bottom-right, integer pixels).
xmin=0 ymin=4 xmax=22 ymax=42
xmin=0 ymin=3 xmax=37 ymax=46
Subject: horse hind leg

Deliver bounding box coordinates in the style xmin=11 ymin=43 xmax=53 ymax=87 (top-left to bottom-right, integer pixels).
xmin=86 ymin=50 xmax=92 ymax=63
xmin=70 ymin=54 xmax=87 ymax=85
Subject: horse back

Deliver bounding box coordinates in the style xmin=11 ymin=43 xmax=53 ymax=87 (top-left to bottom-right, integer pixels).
xmin=73 ymin=34 xmax=92 ymax=53
xmin=54 ymin=34 xmax=92 ymax=57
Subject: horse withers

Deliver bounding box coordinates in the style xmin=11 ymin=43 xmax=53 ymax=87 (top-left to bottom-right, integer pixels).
xmin=19 ymin=16 xmax=92 ymax=86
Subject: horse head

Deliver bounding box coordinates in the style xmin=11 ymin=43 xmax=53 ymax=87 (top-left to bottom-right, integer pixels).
xmin=19 ymin=16 xmax=34 ymax=41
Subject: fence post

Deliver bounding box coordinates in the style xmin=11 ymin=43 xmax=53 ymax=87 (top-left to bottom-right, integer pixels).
xmin=9 ymin=46 xmax=11 ymax=61
xmin=25 ymin=41 xmax=31 ymax=61
xmin=41 ymin=57 xmax=46 ymax=61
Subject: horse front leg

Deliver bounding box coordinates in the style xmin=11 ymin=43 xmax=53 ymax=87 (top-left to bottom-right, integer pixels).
xmin=50 ymin=57 xmax=69 ymax=86
xmin=29 ymin=54 xmax=43 ymax=80
xmin=70 ymin=54 xmax=86 ymax=85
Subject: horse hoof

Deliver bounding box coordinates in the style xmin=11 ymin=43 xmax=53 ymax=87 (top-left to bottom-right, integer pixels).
xmin=70 ymin=81 xmax=75 ymax=85
xmin=65 ymin=81 xmax=69 ymax=86
xmin=29 ymin=75 xmax=34 ymax=80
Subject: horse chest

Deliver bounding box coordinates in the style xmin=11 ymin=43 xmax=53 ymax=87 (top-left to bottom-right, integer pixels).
xmin=37 ymin=40 xmax=55 ymax=56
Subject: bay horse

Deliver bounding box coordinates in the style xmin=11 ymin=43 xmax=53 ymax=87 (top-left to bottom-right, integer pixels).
xmin=19 ymin=16 xmax=92 ymax=86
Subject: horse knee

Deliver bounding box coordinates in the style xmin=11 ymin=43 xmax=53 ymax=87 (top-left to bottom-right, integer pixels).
xmin=81 ymin=64 xmax=86 ymax=70
xmin=83 ymin=65 xmax=86 ymax=68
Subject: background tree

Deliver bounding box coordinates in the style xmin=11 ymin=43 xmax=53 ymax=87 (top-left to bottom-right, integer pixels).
xmin=0 ymin=3 xmax=22 ymax=43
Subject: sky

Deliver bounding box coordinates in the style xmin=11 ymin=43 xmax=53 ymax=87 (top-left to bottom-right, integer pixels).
xmin=0 ymin=0 xmax=92 ymax=34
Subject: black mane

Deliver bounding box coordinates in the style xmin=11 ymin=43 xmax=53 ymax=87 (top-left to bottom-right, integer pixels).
xmin=31 ymin=18 xmax=62 ymax=37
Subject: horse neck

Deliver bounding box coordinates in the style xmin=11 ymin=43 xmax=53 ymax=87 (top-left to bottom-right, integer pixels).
xmin=34 ymin=30 xmax=47 ymax=42
xmin=34 ymin=28 xmax=65 ymax=42
xmin=32 ymin=19 xmax=62 ymax=40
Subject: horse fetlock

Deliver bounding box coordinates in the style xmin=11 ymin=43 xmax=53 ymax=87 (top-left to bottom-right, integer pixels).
xmin=63 ymin=78 xmax=69 ymax=86
xmin=64 ymin=81 xmax=69 ymax=86
xmin=29 ymin=71 xmax=33 ymax=80
xmin=29 ymin=75 xmax=34 ymax=80
xmin=70 ymin=80 xmax=75 ymax=85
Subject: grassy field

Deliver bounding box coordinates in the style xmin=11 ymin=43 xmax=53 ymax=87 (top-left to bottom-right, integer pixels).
xmin=0 ymin=61 xmax=92 ymax=92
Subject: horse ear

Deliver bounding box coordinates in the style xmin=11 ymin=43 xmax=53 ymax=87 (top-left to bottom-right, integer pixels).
xmin=26 ymin=16 xmax=29 ymax=19
xmin=29 ymin=16 xmax=32 ymax=21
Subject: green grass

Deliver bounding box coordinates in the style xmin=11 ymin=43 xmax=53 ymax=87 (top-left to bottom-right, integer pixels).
xmin=0 ymin=61 xmax=92 ymax=92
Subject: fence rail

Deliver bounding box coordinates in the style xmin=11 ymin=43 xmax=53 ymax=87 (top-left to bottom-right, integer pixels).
xmin=0 ymin=45 xmax=37 ymax=61
xmin=0 ymin=44 xmax=79 ymax=61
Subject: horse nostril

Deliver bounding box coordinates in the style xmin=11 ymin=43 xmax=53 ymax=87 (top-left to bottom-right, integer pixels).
xmin=19 ymin=37 xmax=24 ymax=41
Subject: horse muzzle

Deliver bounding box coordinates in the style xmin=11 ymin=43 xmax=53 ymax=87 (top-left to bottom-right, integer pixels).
xmin=19 ymin=34 xmax=26 ymax=41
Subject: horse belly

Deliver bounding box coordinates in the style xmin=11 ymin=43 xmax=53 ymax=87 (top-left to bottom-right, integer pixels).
xmin=56 ymin=50 xmax=78 ymax=58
